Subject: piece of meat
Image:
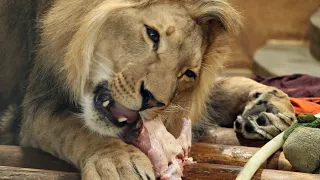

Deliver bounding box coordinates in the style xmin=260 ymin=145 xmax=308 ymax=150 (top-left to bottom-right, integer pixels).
xmin=134 ymin=116 xmax=194 ymax=179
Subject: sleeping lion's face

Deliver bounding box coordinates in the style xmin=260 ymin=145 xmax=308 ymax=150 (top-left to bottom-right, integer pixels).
xmin=82 ymin=3 xmax=204 ymax=139
xmin=54 ymin=0 xmax=240 ymax=140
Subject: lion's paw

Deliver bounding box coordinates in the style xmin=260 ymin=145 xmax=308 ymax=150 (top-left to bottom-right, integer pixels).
xmin=234 ymin=87 xmax=296 ymax=140
xmin=81 ymin=145 xmax=154 ymax=180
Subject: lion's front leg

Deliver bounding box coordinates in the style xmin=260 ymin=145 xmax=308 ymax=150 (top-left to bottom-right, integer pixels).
xmin=81 ymin=140 xmax=154 ymax=180
xmin=19 ymin=114 xmax=154 ymax=180
xmin=206 ymin=77 xmax=295 ymax=140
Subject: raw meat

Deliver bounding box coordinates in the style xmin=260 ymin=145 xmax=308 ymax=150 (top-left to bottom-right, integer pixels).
xmin=134 ymin=116 xmax=194 ymax=179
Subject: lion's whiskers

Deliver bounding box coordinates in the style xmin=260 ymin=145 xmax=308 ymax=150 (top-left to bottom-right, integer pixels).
xmin=173 ymin=99 xmax=193 ymax=103
xmin=164 ymin=103 xmax=190 ymax=114
xmin=202 ymin=62 xmax=224 ymax=69
xmin=201 ymin=64 xmax=216 ymax=75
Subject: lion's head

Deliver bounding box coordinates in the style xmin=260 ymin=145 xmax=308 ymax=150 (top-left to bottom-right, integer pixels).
xmin=39 ymin=0 xmax=241 ymax=139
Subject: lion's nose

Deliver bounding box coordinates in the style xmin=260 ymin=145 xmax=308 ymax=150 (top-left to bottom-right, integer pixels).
xmin=140 ymin=81 xmax=165 ymax=111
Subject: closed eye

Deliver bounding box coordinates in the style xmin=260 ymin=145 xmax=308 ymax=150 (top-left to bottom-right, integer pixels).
xmin=145 ymin=25 xmax=160 ymax=50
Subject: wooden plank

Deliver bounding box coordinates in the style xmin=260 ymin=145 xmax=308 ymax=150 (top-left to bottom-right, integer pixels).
xmin=0 ymin=145 xmax=77 ymax=172
xmin=310 ymin=9 xmax=320 ymax=61
xmin=200 ymin=128 xmax=268 ymax=147
xmin=0 ymin=143 xmax=292 ymax=173
xmin=183 ymin=163 xmax=320 ymax=180
xmin=0 ymin=166 xmax=80 ymax=180
xmin=191 ymin=143 xmax=292 ymax=171
xmin=1 ymin=164 xmax=318 ymax=180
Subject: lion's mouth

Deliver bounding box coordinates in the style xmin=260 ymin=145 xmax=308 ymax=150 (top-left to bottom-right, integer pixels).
xmin=94 ymin=84 xmax=141 ymax=128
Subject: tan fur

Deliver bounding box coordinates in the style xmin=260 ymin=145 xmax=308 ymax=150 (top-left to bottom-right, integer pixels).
xmin=0 ymin=0 xmax=300 ymax=179
xmin=4 ymin=1 xmax=241 ymax=179
xmin=0 ymin=0 xmax=296 ymax=179
xmin=34 ymin=0 xmax=241 ymax=136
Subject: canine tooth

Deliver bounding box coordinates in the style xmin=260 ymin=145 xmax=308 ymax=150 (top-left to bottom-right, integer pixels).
xmin=102 ymin=101 xmax=110 ymax=107
xmin=118 ymin=117 xmax=128 ymax=122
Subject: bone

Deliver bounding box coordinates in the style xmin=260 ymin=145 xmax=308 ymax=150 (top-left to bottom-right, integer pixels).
xmin=134 ymin=117 xmax=193 ymax=179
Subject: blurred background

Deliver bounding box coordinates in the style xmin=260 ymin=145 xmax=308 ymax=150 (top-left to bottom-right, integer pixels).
xmin=223 ymin=0 xmax=320 ymax=78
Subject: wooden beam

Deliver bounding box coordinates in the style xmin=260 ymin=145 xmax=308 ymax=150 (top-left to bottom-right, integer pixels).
xmin=1 ymin=143 xmax=291 ymax=172
xmin=0 ymin=166 xmax=80 ymax=180
xmin=0 ymin=145 xmax=77 ymax=172
xmin=191 ymin=143 xmax=292 ymax=171
xmin=183 ymin=163 xmax=320 ymax=180
xmin=0 ymin=143 xmax=292 ymax=172
xmin=1 ymin=164 xmax=319 ymax=180
xmin=200 ymin=128 xmax=268 ymax=147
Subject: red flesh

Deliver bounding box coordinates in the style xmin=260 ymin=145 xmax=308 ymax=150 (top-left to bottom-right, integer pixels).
xmin=134 ymin=117 xmax=194 ymax=179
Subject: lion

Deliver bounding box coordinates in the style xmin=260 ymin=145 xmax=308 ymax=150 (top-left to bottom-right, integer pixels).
xmin=0 ymin=0 xmax=296 ymax=179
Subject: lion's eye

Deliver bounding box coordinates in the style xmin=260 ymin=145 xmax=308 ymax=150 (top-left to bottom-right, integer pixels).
xmin=184 ymin=69 xmax=197 ymax=79
xmin=146 ymin=26 xmax=160 ymax=49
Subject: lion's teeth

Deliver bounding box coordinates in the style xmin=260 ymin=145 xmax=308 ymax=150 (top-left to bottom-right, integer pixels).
xmin=102 ymin=101 xmax=110 ymax=108
xmin=118 ymin=117 xmax=128 ymax=122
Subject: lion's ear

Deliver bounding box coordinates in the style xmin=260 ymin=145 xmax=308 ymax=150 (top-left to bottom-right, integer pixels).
xmin=184 ymin=0 xmax=242 ymax=35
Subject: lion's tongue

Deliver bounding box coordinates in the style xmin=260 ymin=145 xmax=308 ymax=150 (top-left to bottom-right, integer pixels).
xmin=134 ymin=117 xmax=193 ymax=179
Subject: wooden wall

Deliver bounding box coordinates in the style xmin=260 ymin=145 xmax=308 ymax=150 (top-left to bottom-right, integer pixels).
xmin=227 ymin=0 xmax=320 ymax=68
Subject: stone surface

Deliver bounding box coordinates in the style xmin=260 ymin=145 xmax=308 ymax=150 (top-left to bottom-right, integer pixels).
xmin=253 ymin=40 xmax=320 ymax=77
xmin=310 ymin=9 xmax=320 ymax=61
